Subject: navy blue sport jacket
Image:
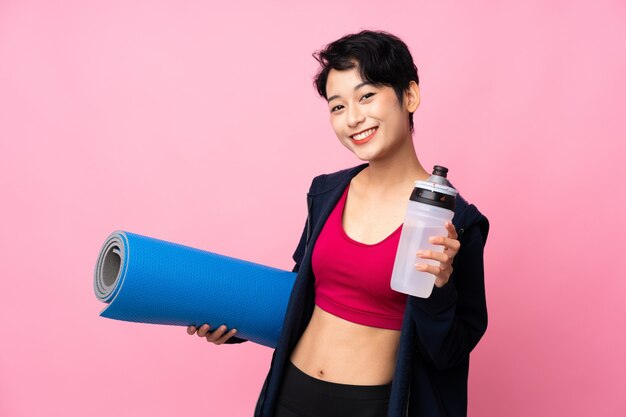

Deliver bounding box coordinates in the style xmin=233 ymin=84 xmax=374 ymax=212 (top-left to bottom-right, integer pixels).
xmin=229 ymin=163 xmax=490 ymax=417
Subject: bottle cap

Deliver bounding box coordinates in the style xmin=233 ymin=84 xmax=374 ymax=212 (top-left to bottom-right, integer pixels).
xmin=410 ymin=165 xmax=457 ymax=210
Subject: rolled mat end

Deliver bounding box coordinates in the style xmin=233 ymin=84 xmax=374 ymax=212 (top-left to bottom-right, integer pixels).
xmin=94 ymin=230 xmax=296 ymax=348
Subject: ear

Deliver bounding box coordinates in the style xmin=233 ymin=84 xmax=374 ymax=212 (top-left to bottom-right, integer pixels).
xmin=405 ymin=81 xmax=420 ymax=113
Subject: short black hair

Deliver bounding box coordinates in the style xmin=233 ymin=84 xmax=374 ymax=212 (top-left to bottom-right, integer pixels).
xmin=312 ymin=30 xmax=419 ymax=131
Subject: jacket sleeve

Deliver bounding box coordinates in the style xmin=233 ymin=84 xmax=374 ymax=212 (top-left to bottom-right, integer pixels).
xmin=407 ymin=215 xmax=489 ymax=369
xmin=291 ymin=218 xmax=308 ymax=273
xmin=226 ymin=175 xmax=318 ymax=344
xmin=291 ymin=174 xmax=324 ymax=273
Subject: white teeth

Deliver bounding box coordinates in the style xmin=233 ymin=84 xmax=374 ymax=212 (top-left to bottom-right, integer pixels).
xmin=352 ymin=128 xmax=376 ymax=140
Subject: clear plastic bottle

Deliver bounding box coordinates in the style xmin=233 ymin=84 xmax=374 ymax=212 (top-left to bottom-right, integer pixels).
xmin=390 ymin=165 xmax=457 ymax=298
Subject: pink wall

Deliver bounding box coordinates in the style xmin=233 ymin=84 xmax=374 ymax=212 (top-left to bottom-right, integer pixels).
xmin=1 ymin=1 xmax=625 ymax=416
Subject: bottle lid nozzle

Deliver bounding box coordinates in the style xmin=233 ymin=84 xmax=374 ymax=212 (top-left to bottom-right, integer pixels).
xmin=432 ymin=165 xmax=448 ymax=178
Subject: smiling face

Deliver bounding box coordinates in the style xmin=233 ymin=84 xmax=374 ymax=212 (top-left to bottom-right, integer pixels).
xmin=325 ymin=64 xmax=419 ymax=163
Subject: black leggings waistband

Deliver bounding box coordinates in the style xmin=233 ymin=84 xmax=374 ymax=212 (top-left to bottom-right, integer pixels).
xmin=274 ymin=360 xmax=391 ymax=417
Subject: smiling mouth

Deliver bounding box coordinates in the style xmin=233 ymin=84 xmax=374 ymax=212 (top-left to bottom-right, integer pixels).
xmin=350 ymin=127 xmax=378 ymax=141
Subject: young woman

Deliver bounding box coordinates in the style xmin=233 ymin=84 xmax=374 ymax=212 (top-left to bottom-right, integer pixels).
xmin=187 ymin=30 xmax=489 ymax=417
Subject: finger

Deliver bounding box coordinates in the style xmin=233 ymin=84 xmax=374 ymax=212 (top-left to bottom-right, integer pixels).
xmin=206 ymin=325 xmax=227 ymax=342
xmin=440 ymin=264 xmax=453 ymax=275
xmin=429 ymin=235 xmax=461 ymax=252
xmin=215 ymin=329 xmax=238 ymax=345
xmin=415 ymin=262 xmax=441 ymax=277
xmin=187 ymin=325 xmax=197 ymax=335
xmin=445 ymin=221 xmax=458 ymax=239
xmin=197 ymin=324 xmax=211 ymax=337
xmin=416 ymin=249 xmax=450 ymax=264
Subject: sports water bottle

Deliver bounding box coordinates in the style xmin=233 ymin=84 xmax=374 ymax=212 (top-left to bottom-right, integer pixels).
xmin=390 ymin=165 xmax=457 ymax=298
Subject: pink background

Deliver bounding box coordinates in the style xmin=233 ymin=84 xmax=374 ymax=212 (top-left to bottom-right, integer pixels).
xmin=1 ymin=1 xmax=625 ymax=416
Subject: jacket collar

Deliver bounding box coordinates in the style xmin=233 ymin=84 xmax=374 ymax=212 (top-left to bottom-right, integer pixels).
xmin=306 ymin=162 xmax=488 ymax=241
xmin=307 ymin=163 xmax=369 ymax=197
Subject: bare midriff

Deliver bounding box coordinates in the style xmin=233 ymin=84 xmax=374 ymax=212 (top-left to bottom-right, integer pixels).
xmin=289 ymin=305 xmax=401 ymax=385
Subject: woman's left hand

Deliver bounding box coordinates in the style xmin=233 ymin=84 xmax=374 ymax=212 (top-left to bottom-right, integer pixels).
xmin=414 ymin=222 xmax=461 ymax=288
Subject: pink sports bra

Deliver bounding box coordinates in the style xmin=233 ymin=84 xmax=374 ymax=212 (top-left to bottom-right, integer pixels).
xmin=311 ymin=182 xmax=408 ymax=330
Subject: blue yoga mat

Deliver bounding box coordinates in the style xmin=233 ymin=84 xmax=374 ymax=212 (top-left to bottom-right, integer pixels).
xmin=94 ymin=230 xmax=296 ymax=348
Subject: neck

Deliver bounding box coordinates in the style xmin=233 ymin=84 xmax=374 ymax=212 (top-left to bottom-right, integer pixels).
xmin=361 ymin=134 xmax=430 ymax=190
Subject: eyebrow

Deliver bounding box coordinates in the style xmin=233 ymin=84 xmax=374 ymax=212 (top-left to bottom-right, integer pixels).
xmin=327 ymin=81 xmax=373 ymax=103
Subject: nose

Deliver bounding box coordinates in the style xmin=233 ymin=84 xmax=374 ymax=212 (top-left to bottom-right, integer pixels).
xmin=346 ymin=104 xmax=365 ymax=128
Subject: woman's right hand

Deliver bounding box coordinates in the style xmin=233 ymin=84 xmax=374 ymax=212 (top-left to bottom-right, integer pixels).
xmin=187 ymin=323 xmax=238 ymax=345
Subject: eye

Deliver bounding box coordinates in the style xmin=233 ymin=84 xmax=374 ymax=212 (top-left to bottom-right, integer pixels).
xmin=361 ymin=92 xmax=375 ymax=101
xmin=330 ymin=105 xmax=344 ymax=113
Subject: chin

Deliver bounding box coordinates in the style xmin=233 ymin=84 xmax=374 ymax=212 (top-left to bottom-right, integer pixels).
xmin=351 ymin=150 xmax=377 ymax=162
xmin=341 ymin=140 xmax=381 ymax=162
